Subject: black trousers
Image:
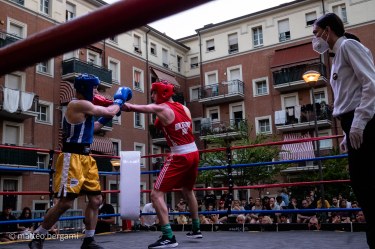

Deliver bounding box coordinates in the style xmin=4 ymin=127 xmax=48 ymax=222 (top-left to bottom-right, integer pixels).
xmin=340 ymin=111 xmax=375 ymax=249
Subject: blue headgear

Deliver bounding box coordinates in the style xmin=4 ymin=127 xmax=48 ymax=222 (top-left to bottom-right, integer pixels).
xmin=74 ymin=74 xmax=100 ymax=101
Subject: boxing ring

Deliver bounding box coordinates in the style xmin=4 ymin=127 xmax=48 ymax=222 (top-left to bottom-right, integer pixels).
xmin=0 ymin=0 xmax=368 ymax=248
xmin=0 ymin=135 xmax=368 ymax=248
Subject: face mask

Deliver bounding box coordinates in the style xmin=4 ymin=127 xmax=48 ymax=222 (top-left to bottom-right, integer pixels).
xmin=312 ymin=31 xmax=329 ymax=54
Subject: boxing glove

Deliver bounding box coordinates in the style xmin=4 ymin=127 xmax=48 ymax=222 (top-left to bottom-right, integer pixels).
xmin=97 ymin=116 xmax=112 ymax=126
xmin=113 ymin=87 xmax=132 ymax=107
xmin=93 ymin=94 xmax=114 ymax=107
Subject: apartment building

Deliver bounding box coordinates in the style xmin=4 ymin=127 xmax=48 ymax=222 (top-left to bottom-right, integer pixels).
xmin=1 ymin=0 xmax=375 ymax=214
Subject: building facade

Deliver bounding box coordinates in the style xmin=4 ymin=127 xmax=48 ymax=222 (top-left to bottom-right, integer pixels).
xmin=0 ymin=0 xmax=374 ymax=218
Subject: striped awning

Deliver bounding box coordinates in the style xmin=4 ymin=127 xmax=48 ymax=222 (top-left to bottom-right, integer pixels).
xmin=151 ymin=68 xmax=180 ymax=86
xmin=90 ymin=136 xmax=114 ymax=155
xmin=279 ymin=133 xmax=315 ymax=160
xmin=60 ymin=81 xmax=75 ymax=104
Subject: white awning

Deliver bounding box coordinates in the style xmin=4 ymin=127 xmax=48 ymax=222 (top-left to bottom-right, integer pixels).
xmin=279 ymin=133 xmax=315 ymax=160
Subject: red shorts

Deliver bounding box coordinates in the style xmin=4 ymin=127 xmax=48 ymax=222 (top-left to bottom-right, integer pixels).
xmin=154 ymin=151 xmax=199 ymax=192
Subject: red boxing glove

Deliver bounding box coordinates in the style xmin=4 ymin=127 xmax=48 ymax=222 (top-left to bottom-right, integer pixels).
xmin=93 ymin=94 xmax=113 ymax=107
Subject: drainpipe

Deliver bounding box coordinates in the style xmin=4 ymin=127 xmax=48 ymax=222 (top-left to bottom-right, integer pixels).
xmin=197 ymin=30 xmax=206 ymax=149
xmin=145 ymin=27 xmax=152 ymax=192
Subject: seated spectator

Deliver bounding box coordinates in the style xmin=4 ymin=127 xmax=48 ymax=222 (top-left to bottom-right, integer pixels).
xmin=140 ymin=202 xmax=158 ymax=231
xmin=236 ymin=214 xmax=246 ymax=224
xmin=308 ymin=216 xmax=321 ymax=231
xmin=286 ymin=196 xmax=299 ymax=223
xmin=297 ymin=199 xmax=316 ymax=223
xmin=176 ymin=198 xmax=187 ymax=212
xmin=279 ymin=214 xmax=290 ymax=223
xmin=249 ymin=198 xmax=263 ymax=224
xmin=316 ymin=197 xmax=331 ymax=209
xmin=355 ymin=211 xmax=366 ymax=223
xmin=244 ymin=197 xmax=255 ymax=210
xmin=209 ymin=213 xmax=227 ymax=224
xmin=329 ymin=212 xmax=342 ymax=224
xmin=17 ymin=207 xmax=34 ymax=235
xmin=0 ymin=206 xmax=18 ymax=242
xmin=95 ymin=194 xmax=115 ymax=234
xmin=336 ymin=199 xmax=352 ymax=223
xmin=260 ymin=215 xmax=273 ymax=224
xmin=203 ymin=190 xmax=216 ymax=210
xmin=198 ymin=214 xmax=210 ymax=225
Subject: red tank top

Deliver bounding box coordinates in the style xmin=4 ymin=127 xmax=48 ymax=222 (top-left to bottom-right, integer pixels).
xmin=154 ymin=102 xmax=195 ymax=147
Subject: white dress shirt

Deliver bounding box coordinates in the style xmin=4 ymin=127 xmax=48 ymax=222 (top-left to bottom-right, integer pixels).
xmin=330 ymin=36 xmax=375 ymax=129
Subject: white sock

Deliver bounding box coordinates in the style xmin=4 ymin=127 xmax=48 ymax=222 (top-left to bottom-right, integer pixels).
xmin=85 ymin=230 xmax=95 ymax=238
xmin=34 ymin=226 xmax=48 ymax=235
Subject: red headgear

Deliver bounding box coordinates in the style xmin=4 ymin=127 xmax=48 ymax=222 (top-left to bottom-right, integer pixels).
xmin=151 ymin=81 xmax=175 ymax=104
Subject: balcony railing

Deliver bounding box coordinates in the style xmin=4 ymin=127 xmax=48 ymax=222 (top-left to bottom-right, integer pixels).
xmin=149 ymin=124 xmax=167 ymax=146
xmin=0 ymin=147 xmax=37 ymax=167
xmin=273 ymin=63 xmax=327 ymax=92
xmin=0 ymin=30 xmax=22 ymax=48
xmin=61 ymin=58 xmax=112 ymax=87
xmin=0 ymin=87 xmax=38 ymax=120
xmin=200 ymin=119 xmax=248 ymax=140
xmin=198 ymin=80 xmax=244 ymax=106
xmin=275 ymin=102 xmax=333 ymax=132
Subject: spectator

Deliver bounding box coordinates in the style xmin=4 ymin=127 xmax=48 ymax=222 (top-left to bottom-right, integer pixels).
xmin=95 ymin=194 xmax=115 ymax=234
xmin=279 ymin=188 xmax=290 ymax=206
xmin=297 ymin=199 xmax=316 ymax=223
xmin=203 ymin=190 xmax=216 ymax=210
xmin=336 ymin=199 xmax=352 ymax=223
xmin=17 ymin=207 xmax=34 ymax=235
xmin=249 ymin=198 xmax=263 ymax=224
xmin=260 ymin=215 xmax=273 ymax=224
xmin=210 ymin=213 xmax=227 ymax=224
xmin=244 ymin=197 xmax=255 ymax=210
xmin=279 ymin=214 xmax=290 ymax=223
xmin=269 ymin=197 xmax=281 ymax=223
xmin=330 ymin=196 xmax=339 ymax=208
xmin=316 ymin=197 xmax=331 ymax=209
xmin=0 ymin=206 xmax=18 ymax=242
xmin=308 ymin=216 xmax=321 ymax=231
xmin=176 ymin=198 xmax=187 ymax=212
xmin=198 ymin=214 xmax=210 ymax=225
xmin=140 ymin=203 xmax=158 ymax=231
xmin=355 ymin=211 xmax=366 ymax=223
xmin=287 ymin=196 xmax=299 ymax=223
xmin=275 ymin=196 xmax=286 ymax=209
xmin=236 ymin=214 xmax=246 ymax=224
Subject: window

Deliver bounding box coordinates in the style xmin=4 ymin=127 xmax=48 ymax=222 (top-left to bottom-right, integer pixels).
xmin=190 ymin=57 xmax=198 ymax=69
xmin=40 ymin=0 xmax=50 ymax=15
xmin=5 ymin=72 xmax=25 ymax=91
xmin=305 ymin=11 xmax=317 ymax=26
xmin=319 ymin=130 xmax=333 ymax=149
xmin=7 ymin=19 xmax=26 ymax=38
xmin=37 ymin=153 xmax=49 ymax=170
xmin=177 ymin=55 xmax=182 ymax=73
xmin=66 ymin=2 xmax=76 ymax=21
xmin=108 ymin=58 xmax=120 ymax=84
xmin=278 ymin=19 xmax=291 ymax=42
xmin=36 ymin=59 xmax=54 ymax=76
xmin=0 ymin=178 xmax=19 ymax=210
xmin=150 ymin=43 xmax=157 ymax=55
xmin=333 ymin=4 xmax=347 ymax=23
xmin=134 ymin=34 xmax=141 ymax=54
xmin=206 ymin=39 xmax=215 ymax=52
xmin=252 ymin=26 xmax=263 ymax=47
xmin=193 ymin=119 xmax=201 ymax=134
xmin=3 ymin=122 xmax=24 ymax=145
xmin=109 ymin=35 xmax=118 ymax=43
xmin=36 ymin=100 xmax=53 ymax=125
xmin=87 ymin=51 xmax=101 ymax=66
xmin=206 ymin=106 xmax=220 ymax=122
xmin=133 ymin=68 xmax=144 ymax=91
xmin=255 ymin=116 xmax=272 ymax=134
xmin=111 ymin=139 xmax=121 ymax=156
xmin=253 ymin=77 xmax=269 ymax=97
xmin=162 ymin=49 xmax=168 ymax=68
xmin=134 ymin=143 xmax=145 ymax=168
xmin=134 ymin=112 xmax=145 ymax=128
xmin=10 ymin=0 xmax=24 ymax=5
xmin=228 ymin=33 xmax=238 ymax=53
xmin=190 ymin=86 xmax=200 ymax=101
xmin=63 ymin=50 xmax=77 ymax=60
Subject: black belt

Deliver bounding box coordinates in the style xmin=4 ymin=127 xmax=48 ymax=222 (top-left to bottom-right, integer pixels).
xmin=62 ymin=143 xmax=91 ymax=155
xmin=336 ymin=110 xmax=355 ymax=121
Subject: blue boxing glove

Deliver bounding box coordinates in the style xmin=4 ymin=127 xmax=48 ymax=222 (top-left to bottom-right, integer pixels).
xmin=97 ymin=116 xmax=112 ymax=126
xmin=113 ymin=87 xmax=133 ymax=107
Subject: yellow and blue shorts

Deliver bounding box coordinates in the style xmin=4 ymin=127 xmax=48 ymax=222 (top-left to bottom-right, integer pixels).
xmin=54 ymin=152 xmax=101 ymax=198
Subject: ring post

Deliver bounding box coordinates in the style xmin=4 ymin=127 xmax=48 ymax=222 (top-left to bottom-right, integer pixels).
xmin=120 ymin=151 xmax=141 ymax=230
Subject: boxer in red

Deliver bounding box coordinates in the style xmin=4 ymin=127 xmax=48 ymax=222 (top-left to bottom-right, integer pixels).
xmin=122 ymin=80 xmax=202 ymax=248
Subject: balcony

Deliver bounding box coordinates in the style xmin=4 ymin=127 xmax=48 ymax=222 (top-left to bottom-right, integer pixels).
xmin=273 ymin=63 xmax=327 ymax=93
xmin=0 ymin=146 xmax=37 ymax=168
xmin=198 ymin=80 xmax=244 ymax=106
xmin=61 ymin=58 xmax=112 ymax=88
xmin=0 ymin=30 xmax=22 ymax=49
xmin=149 ymin=124 xmax=167 ymax=146
xmin=200 ymin=119 xmax=248 ymax=141
xmin=275 ymin=102 xmax=333 ymax=132
xmin=0 ymin=87 xmax=38 ymax=121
